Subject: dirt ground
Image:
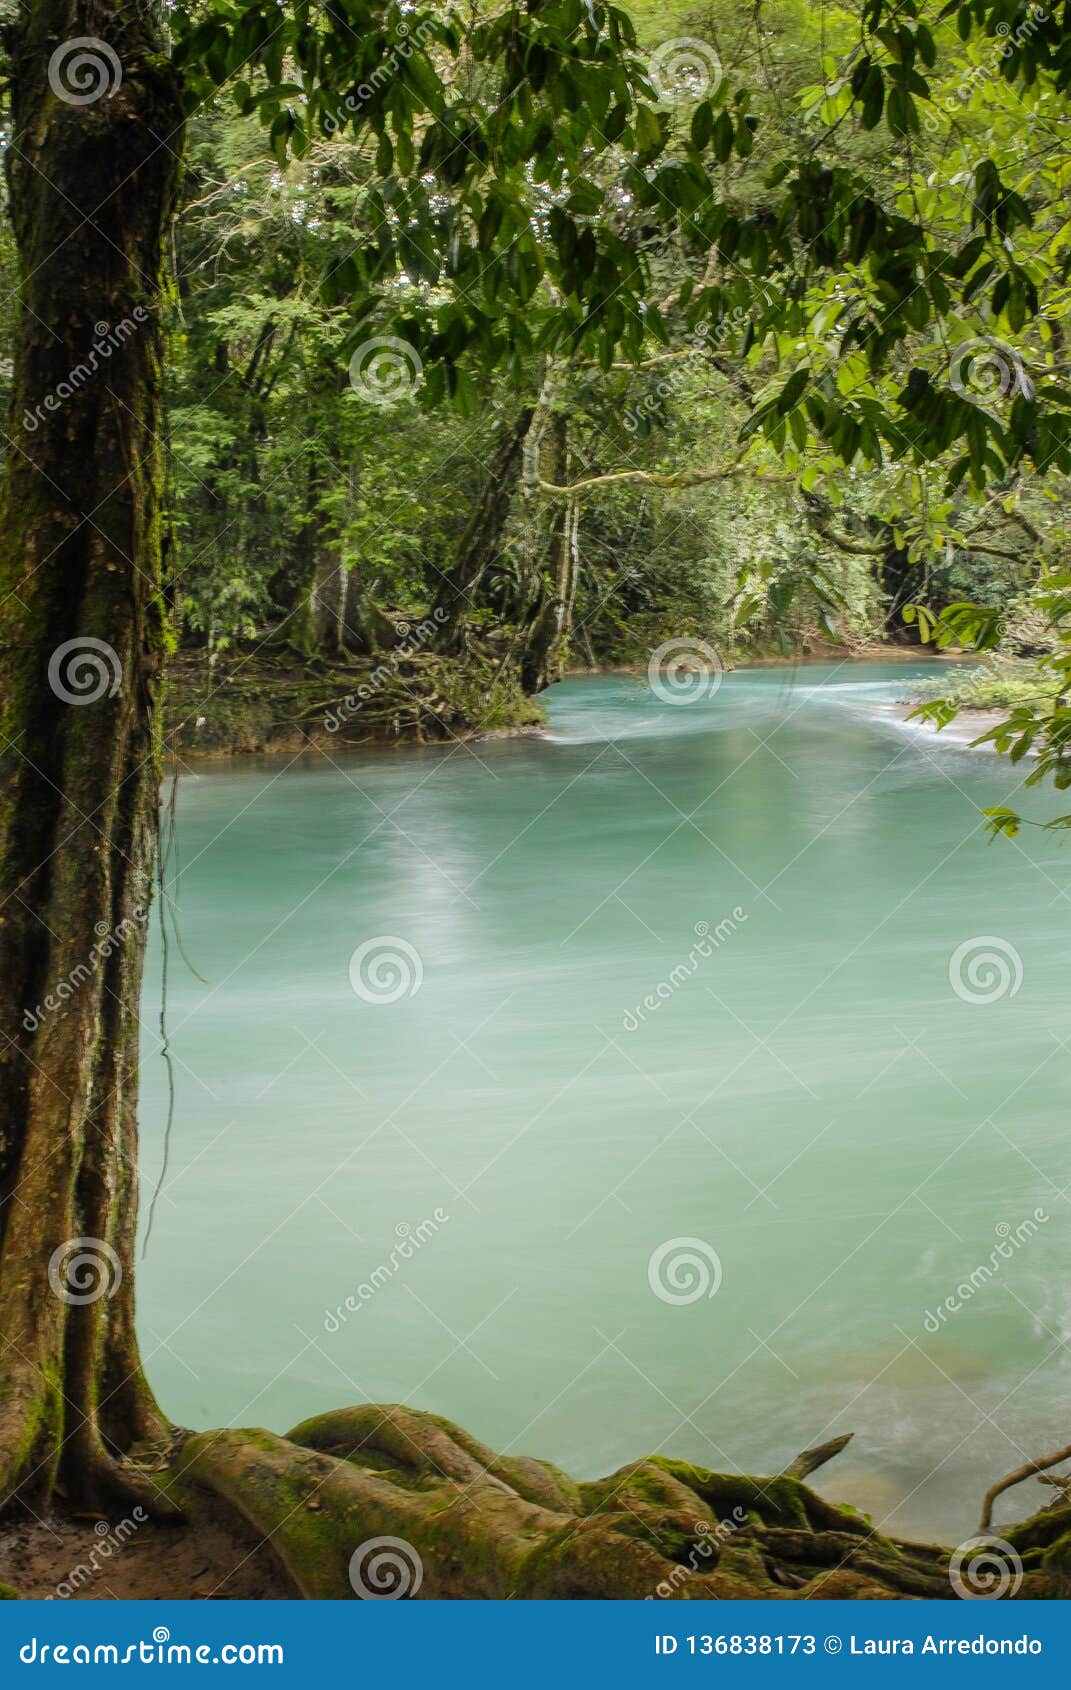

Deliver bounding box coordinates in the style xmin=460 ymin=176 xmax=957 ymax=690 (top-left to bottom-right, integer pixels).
xmin=0 ymin=1505 xmax=296 ymax=1600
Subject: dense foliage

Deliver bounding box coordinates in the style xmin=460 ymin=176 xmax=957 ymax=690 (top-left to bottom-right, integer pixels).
xmin=3 ymin=0 xmax=1070 ymax=720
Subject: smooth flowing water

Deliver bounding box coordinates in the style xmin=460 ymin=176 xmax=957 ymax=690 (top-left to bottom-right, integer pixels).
xmin=139 ymin=661 xmax=1071 ymax=1541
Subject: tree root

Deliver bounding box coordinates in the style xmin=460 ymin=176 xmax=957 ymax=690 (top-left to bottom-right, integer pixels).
xmin=163 ymin=645 xmax=542 ymax=758
xmin=59 ymin=1433 xmax=183 ymax=1524
xmin=167 ymin=1404 xmax=1071 ymax=1600
xmin=979 ymin=1443 xmax=1071 ymax=1532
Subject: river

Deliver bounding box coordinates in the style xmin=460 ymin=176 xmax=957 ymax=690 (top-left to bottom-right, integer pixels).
xmin=139 ymin=659 xmax=1071 ymax=1542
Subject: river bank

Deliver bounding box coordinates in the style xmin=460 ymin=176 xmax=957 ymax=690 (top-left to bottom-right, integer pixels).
xmin=866 ymin=702 xmax=1012 ymax=752
xmin=164 ymin=639 xmax=970 ymax=762
xmin=162 ymin=644 xmax=543 ymax=761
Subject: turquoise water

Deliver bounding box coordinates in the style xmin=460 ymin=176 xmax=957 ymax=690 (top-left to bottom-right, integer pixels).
xmin=139 ymin=661 xmax=1071 ymax=1541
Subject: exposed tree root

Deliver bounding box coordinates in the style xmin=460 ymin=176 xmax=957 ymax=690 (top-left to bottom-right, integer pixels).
xmin=979 ymin=1443 xmax=1071 ymax=1532
xmin=167 ymin=1404 xmax=1071 ymax=1600
xmin=163 ymin=645 xmax=542 ymax=757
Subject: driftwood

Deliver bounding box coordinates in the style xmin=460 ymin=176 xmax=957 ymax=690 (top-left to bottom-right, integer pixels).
xmin=781 ymin=1433 xmax=854 ymax=1480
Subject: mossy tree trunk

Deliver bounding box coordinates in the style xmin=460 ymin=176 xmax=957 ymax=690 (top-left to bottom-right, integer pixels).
xmin=0 ymin=0 xmax=183 ymax=1514
xmin=433 ymin=406 xmax=535 ymax=650
xmin=522 ymin=413 xmax=579 ymax=694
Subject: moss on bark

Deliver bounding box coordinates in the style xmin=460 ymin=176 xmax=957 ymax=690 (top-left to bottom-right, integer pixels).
xmin=172 ymin=1403 xmax=1071 ymax=1600
xmin=0 ymin=0 xmax=184 ymax=1514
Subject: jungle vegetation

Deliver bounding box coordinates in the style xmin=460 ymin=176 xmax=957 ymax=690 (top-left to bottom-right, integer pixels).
xmin=1 ymin=0 xmax=1071 ymax=1598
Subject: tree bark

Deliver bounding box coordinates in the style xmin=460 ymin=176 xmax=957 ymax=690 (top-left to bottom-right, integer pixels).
xmin=522 ymin=414 xmax=579 ymax=694
xmin=433 ymin=407 xmax=535 ymax=648
xmin=0 ymin=0 xmax=183 ymax=1514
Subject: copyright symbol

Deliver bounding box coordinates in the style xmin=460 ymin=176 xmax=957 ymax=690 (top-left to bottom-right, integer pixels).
xmin=824 ymin=1636 xmax=842 ymax=1655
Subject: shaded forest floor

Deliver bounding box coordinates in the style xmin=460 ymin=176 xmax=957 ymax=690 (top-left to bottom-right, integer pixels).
xmin=0 ymin=1505 xmax=293 ymax=1600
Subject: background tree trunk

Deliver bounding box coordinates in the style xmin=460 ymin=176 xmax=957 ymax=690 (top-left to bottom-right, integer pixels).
xmin=0 ymin=0 xmax=183 ymax=1514
xmin=522 ymin=414 xmax=579 ymax=694
xmin=433 ymin=407 xmax=534 ymax=649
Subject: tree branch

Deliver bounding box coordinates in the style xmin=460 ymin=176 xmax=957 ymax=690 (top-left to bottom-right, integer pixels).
xmin=782 ymin=1433 xmax=854 ymax=1480
xmin=979 ymin=1442 xmax=1071 ymax=1531
xmin=538 ymin=465 xmax=792 ymax=496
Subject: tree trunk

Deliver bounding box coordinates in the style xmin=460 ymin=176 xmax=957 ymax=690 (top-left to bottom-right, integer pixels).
xmin=0 ymin=0 xmax=183 ymax=1515
xmin=434 ymin=407 xmax=535 ymax=648
xmin=521 ymin=414 xmax=579 ymax=694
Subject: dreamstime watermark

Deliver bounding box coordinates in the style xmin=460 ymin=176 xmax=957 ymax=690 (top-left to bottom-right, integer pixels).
xmin=324 ymin=16 xmax=438 ymax=130
xmin=19 ymin=1631 xmax=284 ymax=1665
xmin=323 ymin=1211 xmax=450 ymax=1332
xmin=923 ymin=6 xmax=1048 ymax=132
xmin=348 ymin=936 xmax=423 ymax=1003
xmin=648 ymin=1237 xmax=723 ymax=1305
xmin=48 ymin=37 xmax=122 ymax=105
xmin=624 ymin=308 xmax=749 ymax=434
xmin=49 ymin=1510 xmax=147 ymax=1600
xmin=948 ymin=935 xmax=1023 ymax=1003
xmin=647 ymin=637 xmax=724 ymax=704
xmin=922 ymin=1210 xmax=1049 ymax=1332
xmin=47 ymin=636 xmax=123 ymax=705
xmin=348 ymin=335 xmax=423 ymax=404
xmin=324 ymin=609 xmax=447 ymax=731
xmin=949 ymin=1536 xmax=1024 ymax=1600
xmin=948 ymin=338 xmax=1032 ymax=404
xmin=24 ymin=908 xmax=148 ymax=1032
xmin=648 ymin=1508 xmax=749 ymax=1598
xmin=648 ymin=37 xmax=723 ymax=100
xmin=48 ymin=1237 xmax=122 ymax=1306
xmin=623 ymin=909 xmax=747 ymax=1031
xmin=24 ymin=311 xmax=151 ymax=432
xmin=348 ymin=1535 xmax=424 ymax=1599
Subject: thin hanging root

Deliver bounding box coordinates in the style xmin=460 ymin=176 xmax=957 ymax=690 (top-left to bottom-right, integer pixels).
xmin=979 ymin=1442 xmax=1071 ymax=1531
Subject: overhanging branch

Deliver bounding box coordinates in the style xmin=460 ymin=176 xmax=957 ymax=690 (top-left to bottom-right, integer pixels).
xmin=537 ymin=465 xmax=793 ymax=497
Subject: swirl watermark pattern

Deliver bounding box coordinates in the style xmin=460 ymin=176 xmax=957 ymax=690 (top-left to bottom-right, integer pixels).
xmin=48 ymin=637 xmax=122 ymax=705
xmin=948 ymin=936 xmax=1023 ymax=1004
xmin=949 ymin=1536 xmax=1023 ymax=1600
xmin=348 ymin=1535 xmax=424 ymax=1599
xmin=48 ymin=1237 xmax=122 ymax=1306
xmin=348 ymin=336 xmax=423 ymax=405
xmin=949 ymin=339 xmax=1031 ymax=404
xmin=648 ymin=1237 xmax=723 ymax=1305
xmin=349 ymin=936 xmax=423 ymax=1003
xmin=48 ymin=38 xmax=122 ymax=105
xmin=648 ymin=37 xmax=723 ymax=100
xmin=647 ymin=637 xmax=724 ymax=705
